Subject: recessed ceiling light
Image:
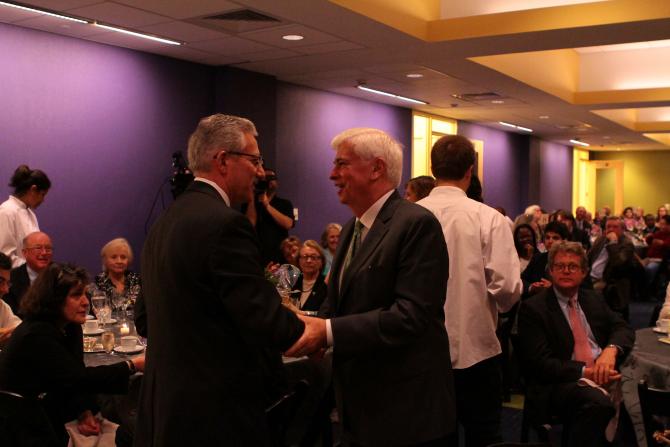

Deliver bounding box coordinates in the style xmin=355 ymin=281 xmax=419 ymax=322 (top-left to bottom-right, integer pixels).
xmin=603 ymin=136 xmax=611 ymax=139
xmin=499 ymin=121 xmax=532 ymax=132
xmin=406 ymin=73 xmax=424 ymax=78
xmin=282 ymin=34 xmax=304 ymax=41
xmin=570 ymin=139 xmax=590 ymax=147
xmin=617 ymin=148 xmax=622 ymax=151
xmin=357 ymin=85 xmax=427 ymax=105
xmin=491 ymin=100 xmax=505 ymax=104
xmin=539 ymin=115 xmax=549 ymax=119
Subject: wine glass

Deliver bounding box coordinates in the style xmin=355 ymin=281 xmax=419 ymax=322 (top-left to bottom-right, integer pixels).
xmin=275 ymin=264 xmax=301 ymax=309
xmin=101 ymin=331 xmax=115 ymax=354
xmin=124 ymin=284 xmax=140 ymax=320
xmin=111 ymin=289 xmax=125 ymax=321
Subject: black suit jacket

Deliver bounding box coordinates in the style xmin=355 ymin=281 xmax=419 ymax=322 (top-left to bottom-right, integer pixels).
xmin=134 ymin=181 xmax=304 ymax=447
xmin=5 ymin=263 xmax=30 ymax=314
xmin=293 ymin=274 xmax=327 ymax=312
xmin=321 ymin=191 xmax=456 ymax=446
xmin=517 ymin=287 xmax=634 ymax=422
xmin=588 ymin=235 xmax=636 ymax=315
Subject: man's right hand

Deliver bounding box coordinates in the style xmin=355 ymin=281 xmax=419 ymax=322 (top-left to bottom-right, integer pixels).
xmin=583 ymin=366 xmax=621 ymax=386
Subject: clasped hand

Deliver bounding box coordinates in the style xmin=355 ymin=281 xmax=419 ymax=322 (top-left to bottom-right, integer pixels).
xmin=584 ymin=346 xmax=620 ymax=386
xmin=284 ymin=315 xmax=327 ymax=358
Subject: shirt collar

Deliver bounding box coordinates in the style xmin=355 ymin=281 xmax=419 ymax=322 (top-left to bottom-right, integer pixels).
xmin=553 ymin=286 xmax=578 ymax=305
xmin=8 ymin=195 xmax=28 ymax=209
xmin=27 ymin=265 xmax=39 ymax=283
xmin=358 ymin=189 xmax=394 ymax=230
xmin=194 ymin=177 xmax=230 ymax=207
xmin=430 ymin=185 xmax=467 ymax=197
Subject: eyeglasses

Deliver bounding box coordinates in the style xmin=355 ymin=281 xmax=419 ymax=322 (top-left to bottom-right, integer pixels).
xmin=300 ymin=255 xmax=322 ymax=262
xmin=551 ymin=263 xmax=581 ymax=273
xmin=218 ymin=150 xmax=264 ymax=167
xmin=25 ymin=245 xmax=53 ymax=253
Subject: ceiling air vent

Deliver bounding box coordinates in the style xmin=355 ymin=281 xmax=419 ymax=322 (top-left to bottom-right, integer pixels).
xmin=204 ymin=9 xmax=280 ymax=22
xmin=452 ymin=92 xmax=503 ymax=101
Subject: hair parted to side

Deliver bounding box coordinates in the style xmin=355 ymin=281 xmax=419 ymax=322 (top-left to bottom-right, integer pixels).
xmin=187 ymin=114 xmax=258 ymax=173
xmin=331 ymin=128 xmax=403 ymax=187
xmin=9 ymin=165 xmax=51 ymax=195
xmin=320 ymin=223 xmax=342 ymax=248
xmin=20 ymin=263 xmax=88 ymax=321
xmin=406 ymin=176 xmax=435 ymax=201
xmin=100 ymin=237 xmax=133 ymax=270
xmin=430 ymin=135 xmax=476 ymax=181
xmin=300 ymin=240 xmax=326 ymax=264
xmin=548 ymin=241 xmax=588 ymax=271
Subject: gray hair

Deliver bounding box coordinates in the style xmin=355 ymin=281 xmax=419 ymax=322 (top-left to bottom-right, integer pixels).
xmin=187 ymin=114 xmax=257 ymax=173
xmin=100 ymin=237 xmax=133 ymax=270
xmin=548 ymin=241 xmax=588 ymax=271
xmin=331 ymin=128 xmax=403 ymax=187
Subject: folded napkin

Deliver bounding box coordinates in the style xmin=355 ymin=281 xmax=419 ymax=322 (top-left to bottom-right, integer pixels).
xmin=577 ymin=377 xmax=622 ymax=442
xmin=65 ymin=414 xmax=118 ymax=447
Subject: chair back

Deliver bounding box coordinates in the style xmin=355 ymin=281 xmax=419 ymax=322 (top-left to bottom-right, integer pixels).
xmin=0 ymin=389 xmax=60 ymax=447
xmin=638 ymin=380 xmax=670 ymax=446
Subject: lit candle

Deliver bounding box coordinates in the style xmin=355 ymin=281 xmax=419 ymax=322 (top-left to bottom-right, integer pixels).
xmin=119 ymin=323 xmax=130 ymax=335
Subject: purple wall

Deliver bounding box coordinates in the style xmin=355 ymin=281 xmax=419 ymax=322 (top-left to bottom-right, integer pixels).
xmin=457 ymin=122 xmax=529 ymax=217
xmin=532 ymin=139 xmax=573 ymax=212
xmin=275 ymin=82 xmax=412 ymax=241
xmin=0 ymin=22 xmax=215 ymax=274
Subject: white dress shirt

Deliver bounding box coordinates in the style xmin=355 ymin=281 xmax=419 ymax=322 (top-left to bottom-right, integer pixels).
xmin=0 ymin=195 xmax=39 ymax=268
xmin=193 ymin=178 xmax=230 ymax=206
xmin=0 ymin=299 xmax=21 ymax=329
xmin=553 ymin=287 xmax=602 ymax=362
xmin=418 ymin=186 xmax=522 ymax=369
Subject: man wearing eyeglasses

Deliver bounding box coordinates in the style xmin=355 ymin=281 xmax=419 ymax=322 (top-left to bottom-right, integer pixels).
xmin=245 ymin=167 xmax=295 ymax=265
xmin=0 ymin=252 xmax=21 ymax=345
xmin=136 ymin=114 xmax=306 ymax=447
xmin=4 ymin=231 xmax=53 ymax=314
xmin=518 ymin=241 xmax=634 ymax=446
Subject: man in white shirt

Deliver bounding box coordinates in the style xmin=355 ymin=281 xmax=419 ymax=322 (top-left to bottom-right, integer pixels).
xmin=418 ymin=134 xmax=521 ymax=447
xmin=0 ymin=253 xmax=21 ymax=345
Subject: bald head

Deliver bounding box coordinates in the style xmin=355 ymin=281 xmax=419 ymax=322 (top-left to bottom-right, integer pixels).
xmin=22 ymin=231 xmax=53 ymax=272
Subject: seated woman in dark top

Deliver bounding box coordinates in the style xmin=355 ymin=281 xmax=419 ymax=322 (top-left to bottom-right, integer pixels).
xmin=513 ymin=223 xmax=537 ymax=274
xmin=521 ymin=220 xmax=569 ymax=298
xmin=293 ymin=240 xmax=328 ymax=312
xmin=0 ymin=263 xmax=144 ymax=445
xmin=95 ymin=238 xmax=141 ymax=311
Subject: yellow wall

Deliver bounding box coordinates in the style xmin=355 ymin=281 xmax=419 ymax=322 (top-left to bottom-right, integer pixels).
xmin=595 ymin=168 xmax=615 ymax=213
xmin=591 ymin=150 xmax=670 ymax=213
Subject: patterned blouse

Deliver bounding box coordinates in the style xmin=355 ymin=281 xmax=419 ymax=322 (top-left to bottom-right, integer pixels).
xmin=94 ymin=271 xmax=141 ymax=307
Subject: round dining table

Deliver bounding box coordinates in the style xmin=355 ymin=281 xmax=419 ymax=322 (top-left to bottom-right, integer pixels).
xmin=621 ymin=327 xmax=670 ymax=447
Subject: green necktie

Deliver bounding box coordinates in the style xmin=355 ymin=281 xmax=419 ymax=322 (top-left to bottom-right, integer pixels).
xmin=339 ymin=220 xmax=363 ymax=288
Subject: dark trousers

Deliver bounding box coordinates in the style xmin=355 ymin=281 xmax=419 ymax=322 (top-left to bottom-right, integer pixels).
xmin=550 ymin=382 xmax=615 ymax=447
xmin=450 ymin=355 xmax=502 ymax=447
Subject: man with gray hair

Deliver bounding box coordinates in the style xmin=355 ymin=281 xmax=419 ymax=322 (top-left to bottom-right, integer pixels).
xmin=286 ymin=127 xmax=456 ymax=446
xmin=135 ymin=114 xmax=306 ymax=446
xmin=518 ymin=241 xmax=634 ymax=446
xmin=5 ymin=231 xmax=53 ymax=314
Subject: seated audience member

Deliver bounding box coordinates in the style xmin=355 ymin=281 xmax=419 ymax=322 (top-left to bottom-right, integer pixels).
xmin=466 ymin=174 xmax=484 ymax=202
xmin=94 ymin=238 xmax=140 ymax=308
xmin=0 ymin=252 xmax=21 ymax=345
xmin=575 ymin=206 xmax=591 ymax=232
xmin=514 ymin=224 xmax=537 ymax=273
xmin=5 ymin=231 xmax=53 ymax=313
xmin=590 ymin=224 xmax=603 ymax=246
xmin=320 ymin=222 xmax=341 ymax=276
xmin=0 ymin=263 xmax=144 ymax=446
xmin=634 ymin=207 xmax=645 ymax=229
xmin=522 ymin=221 xmax=570 ymax=297
xmin=496 ymin=207 xmax=515 ymax=231
xmin=557 ymin=211 xmax=591 ymax=249
xmin=404 ymin=175 xmax=435 ymax=202
xmin=657 ymin=205 xmax=668 ymax=229
xmin=643 ymin=215 xmax=670 ymax=287
xmin=0 ymin=165 xmax=51 ymax=268
xmin=642 ymin=213 xmax=657 ymax=237
xmin=518 ymin=241 xmax=634 ymax=447
xmin=588 ymin=218 xmax=636 ymax=320
xmin=279 ymin=236 xmax=301 ymax=266
xmin=622 ymin=206 xmax=637 ymax=232
xmin=293 ymin=240 xmax=328 ymax=312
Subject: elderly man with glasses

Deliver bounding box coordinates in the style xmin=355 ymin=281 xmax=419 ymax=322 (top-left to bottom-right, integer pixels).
xmin=518 ymin=241 xmax=634 ymax=446
xmin=5 ymin=231 xmax=53 ymax=314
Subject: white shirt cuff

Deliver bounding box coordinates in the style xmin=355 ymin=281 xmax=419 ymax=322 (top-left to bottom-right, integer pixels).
xmin=326 ymin=319 xmax=333 ymax=347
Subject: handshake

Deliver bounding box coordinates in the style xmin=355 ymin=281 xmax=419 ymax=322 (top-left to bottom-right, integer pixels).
xmin=284 ymin=315 xmax=328 ymax=358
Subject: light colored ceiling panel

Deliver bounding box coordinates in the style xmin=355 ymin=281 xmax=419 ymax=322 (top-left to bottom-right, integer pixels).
xmin=11 ymin=15 xmax=104 ymax=38
xmin=149 ymin=45 xmax=218 ymax=63
xmin=240 ymin=24 xmax=340 ymax=48
xmin=114 ymin=0 xmax=239 ymax=20
xmin=83 ymin=29 xmax=171 ymax=52
xmin=138 ymin=20 xmax=229 ymax=42
xmin=198 ymin=54 xmax=246 ymax=66
xmin=293 ymin=41 xmax=363 ymax=55
xmin=23 ymin=0 xmax=101 ymax=9
xmin=188 ymin=36 xmax=274 ymax=55
xmin=0 ymin=5 xmax=42 ymax=22
xmin=68 ymin=2 xmax=170 ymax=27
xmin=240 ymin=48 xmax=301 ymax=62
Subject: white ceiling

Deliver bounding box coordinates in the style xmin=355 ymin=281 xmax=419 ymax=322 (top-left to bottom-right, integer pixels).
xmin=2 ymin=0 xmax=670 ymax=150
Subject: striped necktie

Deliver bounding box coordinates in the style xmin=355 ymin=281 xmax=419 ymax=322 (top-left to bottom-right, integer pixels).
xmin=568 ymin=296 xmax=594 ymax=367
xmin=339 ymin=220 xmax=363 ymax=288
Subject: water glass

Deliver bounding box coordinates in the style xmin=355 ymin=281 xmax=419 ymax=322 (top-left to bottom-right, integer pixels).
xmin=101 ymin=331 xmax=115 ymax=353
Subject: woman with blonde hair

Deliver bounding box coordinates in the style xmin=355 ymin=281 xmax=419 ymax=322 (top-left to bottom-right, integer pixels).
xmin=320 ymin=222 xmax=342 ymax=276
xmin=294 ymin=240 xmax=328 ymax=312
xmin=94 ymin=238 xmax=140 ymax=309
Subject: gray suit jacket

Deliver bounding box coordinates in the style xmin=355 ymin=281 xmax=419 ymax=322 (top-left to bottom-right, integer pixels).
xmin=321 ymin=191 xmax=456 ymax=446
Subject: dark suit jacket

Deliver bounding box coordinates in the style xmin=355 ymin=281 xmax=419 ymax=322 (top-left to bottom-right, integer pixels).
xmin=571 ymin=226 xmax=591 ymax=250
xmin=0 ymin=319 xmax=131 ymax=444
xmin=5 ymin=263 xmax=30 ymax=314
xmin=321 ymin=191 xmax=456 ymax=446
xmin=293 ymin=274 xmax=327 ymax=312
xmin=135 ymin=181 xmax=304 ymax=447
xmin=588 ymin=235 xmax=636 ymax=315
xmin=517 ymin=287 xmax=634 ymax=423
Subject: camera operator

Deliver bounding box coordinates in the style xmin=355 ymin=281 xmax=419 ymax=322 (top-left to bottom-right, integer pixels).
xmin=246 ymin=168 xmax=295 ymax=264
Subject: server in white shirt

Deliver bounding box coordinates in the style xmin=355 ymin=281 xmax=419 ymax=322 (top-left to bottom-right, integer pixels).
xmin=0 ymin=165 xmax=51 ymax=268
xmin=418 ymin=134 xmax=522 ymax=447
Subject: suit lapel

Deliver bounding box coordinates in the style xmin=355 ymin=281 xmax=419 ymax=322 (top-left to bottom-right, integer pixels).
xmin=546 ymin=288 xmax=575 ymax=355
xmin=578 ymin=290 xmax=605 ymax=347
xmin=330 ymin=219 xmax=355 ymax=310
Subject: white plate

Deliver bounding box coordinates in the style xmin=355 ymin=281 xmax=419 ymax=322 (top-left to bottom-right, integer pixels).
xmin=84 ymin=344 xmax=105 ymax=353
xmin=114 ymin=345 xmax=145 ymax=354
xmin=82 ymin=328 xmax=105 ymax=335
xmin=653 ymin=327 xmax=668 ymax=334
xmin=86 ymin=315 xmax=95 ymax=320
